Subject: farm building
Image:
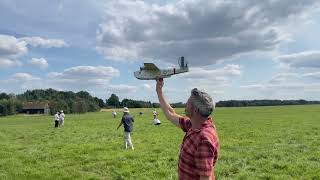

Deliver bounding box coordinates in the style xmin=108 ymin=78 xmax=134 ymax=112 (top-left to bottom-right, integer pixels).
xmin=22 ymin=102 xmax=50 ymax=115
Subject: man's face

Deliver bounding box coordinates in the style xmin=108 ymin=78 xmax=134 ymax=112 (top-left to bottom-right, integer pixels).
xmin=185 ymin=97 xmax=193 ymax=118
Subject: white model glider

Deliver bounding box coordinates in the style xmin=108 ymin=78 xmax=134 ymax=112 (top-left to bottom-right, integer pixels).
xmin=134 ymin=57 xmax=189 ymax=80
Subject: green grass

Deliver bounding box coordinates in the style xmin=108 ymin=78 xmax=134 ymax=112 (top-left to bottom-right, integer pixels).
xmin=0 ymin=105 xmax=320 ymax=179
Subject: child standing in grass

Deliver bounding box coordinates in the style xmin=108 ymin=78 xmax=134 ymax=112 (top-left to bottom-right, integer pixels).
xmin=117 ymin=107 xmax=134 ymax=150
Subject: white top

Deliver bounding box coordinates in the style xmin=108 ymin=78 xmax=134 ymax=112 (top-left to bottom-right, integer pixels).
xmin=54 ymin=114 xmax=60 ymax=121
xmin=153 ymin=118 xmax=161 ymax=125
xmin=112 ymin=111 xmax=117 ymax=115
xmin=60 ymin=113 xmax=65 ymax=120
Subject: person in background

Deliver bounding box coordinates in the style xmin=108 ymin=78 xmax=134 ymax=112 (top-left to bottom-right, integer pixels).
xmin=153 ymin=110 xmax=158 ymax=119
xmin=112 ymin=110 xmax=117 ymax=118
xmin=59 ymin=110 xmax=65 ymax=126
xmin=153 ymin=118 xmax=161 ymax=126
xmin=54 ymin=111 xmax=60 ymax=128
xmin=117 ymin=107 xmax=135 ymax=150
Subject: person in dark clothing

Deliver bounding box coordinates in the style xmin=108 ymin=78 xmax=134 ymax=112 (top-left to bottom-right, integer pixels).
xmin=117 ymin=107 xmax=134 ymax=150
xmin=54 ymin=111 xmax=60 ymax=128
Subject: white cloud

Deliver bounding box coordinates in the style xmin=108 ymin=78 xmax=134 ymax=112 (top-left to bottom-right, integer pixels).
xmin=142 ymin=83 xmax=152 ymax=90
xmin=0 ymin=34 xmax=27 ymax=57
xmin=0 ymin=66 xmax=121 ymax=97
xmin=20 ymin=36 xmax=68 ymax=48
xmin=96 ymin=0 xmax=319 ymax=65
xmin=47 ymin=66 xmax=120 ymax=89
xmin=49 ymin=66 xmax=120 ymax=79
xmin=181 ymin=64 xmax=241 ymax=79
xmin=107 ymin=84 xmax=138 ymax=94
xmin=0 ymin=58 xmax=22 ymax=68
xmin=10 ymin=73 xmax=41 ymax=82
xmin=0 ymin=34 xmax=67 ymax=69
xmin=28 ymin=58 xmax=49 ymax=69
xmin=241 ymin=71 xmax=320 ymax=96
xmin=303 ymin=72 xmax=320 ymax=79
xmin=276 ymin=51 xmax=320 ymax=69
xmin=268 ymin=73 xmax=300 ymax=84
xmin=241 ymin=83 xmax=320 ymax=93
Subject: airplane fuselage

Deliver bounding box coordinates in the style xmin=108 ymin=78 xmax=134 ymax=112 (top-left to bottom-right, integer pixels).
xmin=134 ymin=68 xmax=188 ymax=80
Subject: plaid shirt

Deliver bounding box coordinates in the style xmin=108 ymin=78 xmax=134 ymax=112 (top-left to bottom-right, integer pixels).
xmin=178 ymin=117 xmax=219 ymax=180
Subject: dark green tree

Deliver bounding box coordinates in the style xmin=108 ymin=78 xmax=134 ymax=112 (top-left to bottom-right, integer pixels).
xmin=106 ymin=94 xmax=120 ymax=108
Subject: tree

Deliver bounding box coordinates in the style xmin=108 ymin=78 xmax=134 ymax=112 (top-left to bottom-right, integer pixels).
xmin=94 ymin=97 xmax=105 ymax=108
xmin=106 ymin=94 xmax=120 ymax=108
xmin=0 ymin=93 xmax=9 ymax=100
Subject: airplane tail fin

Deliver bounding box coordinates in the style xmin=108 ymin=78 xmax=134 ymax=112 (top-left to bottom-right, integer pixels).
xmin=178 ymin=56 xmax=188 ymax=69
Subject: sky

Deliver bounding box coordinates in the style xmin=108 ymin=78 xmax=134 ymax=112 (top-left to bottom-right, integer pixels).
xmin=0 ymin=0 xmax=320 ymax=103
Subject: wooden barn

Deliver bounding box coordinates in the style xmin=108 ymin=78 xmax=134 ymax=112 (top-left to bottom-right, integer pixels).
xmin=22 ymin=102 xmax=50 ymax=115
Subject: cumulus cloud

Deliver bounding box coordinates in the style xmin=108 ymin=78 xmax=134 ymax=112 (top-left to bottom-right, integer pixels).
xmin=49 ymin=66 xmax=119 ymax=79
xmin=303 ymin=72 xmax=320 ymax=80
xmin=241 ymin=72 xmax=320 ymax=95
xmin=0 ymin=34 xmax=28 ymax=57
xmin=20 ymin=36 xmax=68 ymax=48
xmin=96 ymin=0 xmax=319 ymax=65
xmin=0 ymin=34 xmax=67 ymax=68
xmin=180 ymin=64 xmax=241 ymax=79
xmin=268 ymin=73 xmax=300 ymax=84
xmin=48 ymin=66 xmax=120 ymax=88
xmin=10 ymin=73 xmax=41 ymax=82
xmin=0 ymin=58 xmax=22 ymax=68
xmin=107 ymin=84 xmax=138 ymax=94
xmin=0 ymin=35 xmax=27 ymax=68
xmin=28 ymin=58 xmax=49 ymax=69
xmin=276 ymin=51 xmax=320 ymax=69
xmin=241 ymin=83 xmax=320 ymax=93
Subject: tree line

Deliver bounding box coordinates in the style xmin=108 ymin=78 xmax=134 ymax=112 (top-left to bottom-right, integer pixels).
xmin=0 ymin=89 xmax=105 ymax=116
xmin=1 ymin=90 xmax=319 ymax=116
xmin=105 ymin=93 xmax=186 ymax=108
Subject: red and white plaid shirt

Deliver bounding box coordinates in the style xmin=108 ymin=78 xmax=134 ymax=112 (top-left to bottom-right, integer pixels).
xmin=178 ymin=117 xmax=220 ymax=180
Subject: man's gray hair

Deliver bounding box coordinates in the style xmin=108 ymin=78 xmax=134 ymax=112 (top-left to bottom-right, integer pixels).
xmin=190 ymin=88 xmax=215 ymax=117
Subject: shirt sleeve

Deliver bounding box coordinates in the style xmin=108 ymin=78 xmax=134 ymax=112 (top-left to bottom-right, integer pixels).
xmin=194 ymin=139 xmax=215 ymax=177
xmin=179 ymin=117 xmax=192 ymax=132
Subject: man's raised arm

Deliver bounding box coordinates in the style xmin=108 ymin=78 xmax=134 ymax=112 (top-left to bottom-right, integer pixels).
xmin=156 ymin=78 xmax=183 ymax=127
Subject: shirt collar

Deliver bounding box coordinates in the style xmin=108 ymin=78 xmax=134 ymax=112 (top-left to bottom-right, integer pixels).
xmin=191 ymin=117 xmax=213 ymax=132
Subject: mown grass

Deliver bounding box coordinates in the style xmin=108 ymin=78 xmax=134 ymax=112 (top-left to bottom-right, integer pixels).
xmin=0 ymin=105 xmax=320 ymax=179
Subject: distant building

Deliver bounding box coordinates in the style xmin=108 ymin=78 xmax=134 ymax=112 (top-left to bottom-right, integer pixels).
xmin=22 ymin=102 xmax=50 ymax=115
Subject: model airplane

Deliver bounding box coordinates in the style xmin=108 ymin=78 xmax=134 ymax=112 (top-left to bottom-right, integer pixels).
xmin=134 ymin=57 xmax=189 ymax=80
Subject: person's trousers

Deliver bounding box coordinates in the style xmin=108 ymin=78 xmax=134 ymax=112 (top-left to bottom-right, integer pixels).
xmin=60 ymin=119 xmax=64 ymax=126
xmin=55 ymin=120 xmax=59 ymax=128
xmin=124 ymin=132 xmax=134 ymax=150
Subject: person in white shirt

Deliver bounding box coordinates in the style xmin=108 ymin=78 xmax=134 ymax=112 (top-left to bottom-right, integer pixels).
xmin=112 ymin=110 xmax=117 ymax=118
xmin=153 ymin=110 xmax=161 ymax=125
xmin=153 ymin=118 xmax=161 ymax=125
xmin=54 ymin=111 xmax=60 ymax=128
xmin=153 ymin=110 xmax=158 ymax=119
xmin=59 ymin=110 xmax=65 ymax=126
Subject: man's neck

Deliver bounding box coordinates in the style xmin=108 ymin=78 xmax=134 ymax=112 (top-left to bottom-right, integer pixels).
xmin=191 ymin=116 xmax=208 ymax=129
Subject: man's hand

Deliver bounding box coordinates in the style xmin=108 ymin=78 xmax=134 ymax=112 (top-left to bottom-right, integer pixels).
xmin=156 ymin=77 xmax=164 ymax=93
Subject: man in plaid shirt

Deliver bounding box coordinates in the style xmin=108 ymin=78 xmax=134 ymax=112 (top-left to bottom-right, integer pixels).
xmin=156 ymin=78 xmax=219 ymax=180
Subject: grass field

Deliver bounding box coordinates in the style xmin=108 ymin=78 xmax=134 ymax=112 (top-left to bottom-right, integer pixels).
xmin=0 ymin=105 xmax=320 ymax=179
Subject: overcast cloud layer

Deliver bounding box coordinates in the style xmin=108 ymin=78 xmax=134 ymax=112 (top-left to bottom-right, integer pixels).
xmin=97 ymin=0 xmax=319 ymax=66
